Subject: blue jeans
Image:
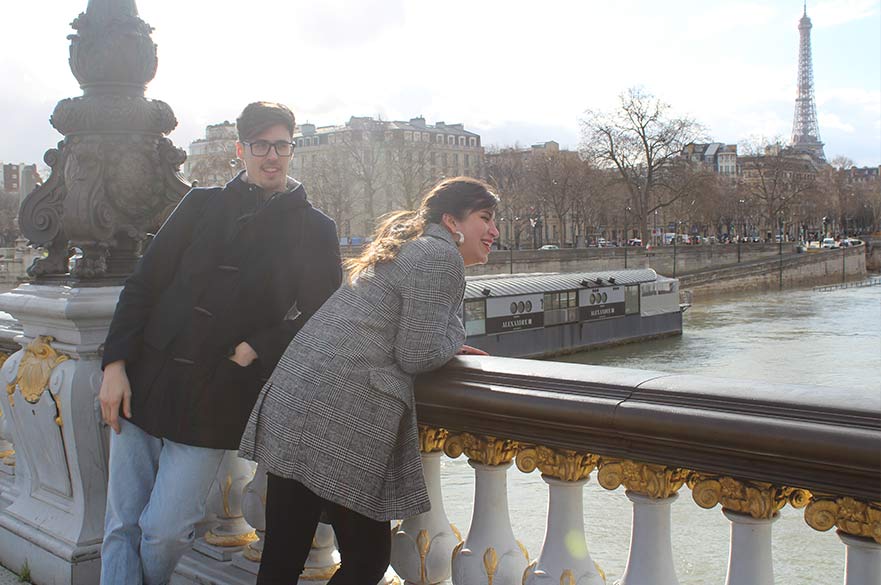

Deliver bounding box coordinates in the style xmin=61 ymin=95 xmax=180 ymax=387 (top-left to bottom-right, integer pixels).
xmin=101 ymin=419 xmax=225 ymax=585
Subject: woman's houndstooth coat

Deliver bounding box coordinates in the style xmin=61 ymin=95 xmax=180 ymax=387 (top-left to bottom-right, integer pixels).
xmin=239 ymin=223 xmax=466 ymax=521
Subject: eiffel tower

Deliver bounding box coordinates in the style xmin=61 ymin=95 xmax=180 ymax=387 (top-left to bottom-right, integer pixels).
xmin=791 ymin=2 xmax=826 ymax=161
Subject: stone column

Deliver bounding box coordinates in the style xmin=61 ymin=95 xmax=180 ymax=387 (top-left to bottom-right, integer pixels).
xmin=0 ymin=290 xmax=120 ymax=585
xmin=0 ymin=0 xmax=190 ymax=583
xmin=596 ymin=459 xmax=688 ymax=585
xmin=445 ymin=433 xmax=528 ymax=585
xmin=689 ymin=475 xmax=809 ymax=585
xmin=391 ymin=426 xmax=462 ymax=585
xmin=517 ymin=446 xmax=604 ymax=585
xmin=804 ymin=495 xmax=881 ymax=585
xmin=193 ymin=451 xmax=257 ymax=561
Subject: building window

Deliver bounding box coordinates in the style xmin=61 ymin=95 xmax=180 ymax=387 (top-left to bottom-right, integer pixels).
xmin=448 ymin=135 xmax=455 ymax=145
xmin=404 ymin=131 xmax=412 ymax=141
xmin=305 ymin=137 xmax=312 ymax=147
xmin=297 ymin=138 xmax=304 ymax=147
xmin=469 ymin=137 xmax=477 ymax=147
xmin=423 ymin=133 xmax=430 ymax=142
xmin=459 ymin=136 xmax=466 ymax=147
xmin=436 ymin=134 xmax=444 ymax=144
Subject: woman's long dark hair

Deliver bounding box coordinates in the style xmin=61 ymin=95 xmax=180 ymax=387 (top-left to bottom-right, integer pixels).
xmin=346 ymin=176 xmax=498 ymax=282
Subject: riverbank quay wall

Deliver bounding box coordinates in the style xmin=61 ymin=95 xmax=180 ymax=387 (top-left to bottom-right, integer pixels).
xmin=866 ymin=236 xmax=881 ymax=272
xmin=0 ymin=303 xmax=880 ymax=584
xmin=679 ymin=245 xmax=866 ymax=298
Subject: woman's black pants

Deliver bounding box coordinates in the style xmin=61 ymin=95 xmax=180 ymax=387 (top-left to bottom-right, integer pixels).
xmin=256 ymin=473 xmax=391 ymax=585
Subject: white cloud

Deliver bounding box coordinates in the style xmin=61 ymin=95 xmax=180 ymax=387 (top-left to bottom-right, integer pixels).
xmin=819 ymin=112 xmax=856 ymax=132
xmin=1 ymin=0 xmax=878 ymax=166
xmin=811 ymin=0 xmax=880 ymax=28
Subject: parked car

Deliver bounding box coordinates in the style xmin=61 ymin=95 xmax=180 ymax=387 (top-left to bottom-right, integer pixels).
xmin=539 ymin=244 xmax=560 ymax=250
xmin=596 ymin=238 xmax=607 ymax=247
xmin=626 ymin=238 xmax=643 ymax=247
xmin=821 ymin=237 xmax=838 ymax=249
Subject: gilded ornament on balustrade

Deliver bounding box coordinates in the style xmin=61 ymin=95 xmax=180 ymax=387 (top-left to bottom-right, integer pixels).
xmin=418 ymin=425 xmax=448 ymax=453
xmin=443 ymin=432 xmax=518 ymax=466
xmin=6 ymin=337 xmax=70 ymax=425
xmin=417 ymin=529 xmax=430 ymax=583
xmin=687 ymin=473 xmax=808 ymax=519
xmin=805 ymin=496 xmax=881 ymax=544
xmin=597 ymin=458 xmax=687 ymax=498
xmin=451 ymin=523 xmax=463 ymax=543
xmin=203 ymin=530 xmax=257 ymax=547
xmin=483 ymin=547 xmax=499 ymax=585
xmin=516 ymin=445 xmax=597 ymax=482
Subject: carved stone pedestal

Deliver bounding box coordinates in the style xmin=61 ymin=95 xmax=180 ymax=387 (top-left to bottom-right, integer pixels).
xmin=0 ymin=284 xmax=119 ymax=585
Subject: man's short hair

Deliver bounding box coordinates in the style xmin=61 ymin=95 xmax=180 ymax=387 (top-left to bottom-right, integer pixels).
xmin=236 ymin=102 xmax=296 ymax=141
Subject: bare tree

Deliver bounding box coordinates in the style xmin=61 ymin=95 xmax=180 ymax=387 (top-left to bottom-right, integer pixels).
xmin=339 ymin=121 xmax=386 ymax=236
xmin=484 ymin=149 xmax=533 ymax=248
xmin=300 ymin=147 xmax=355 ymax=241
xmin=738 ymin=140 xmax=819 ymax=238
xmin=386 ymin=137 xmax=438 ymax=210
xmin=580 ymin=87 xmax=704 ymax=240
xmin=527 ymin=151 xmax=591 ymax=246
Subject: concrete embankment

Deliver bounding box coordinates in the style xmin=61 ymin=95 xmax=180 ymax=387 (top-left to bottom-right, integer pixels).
xmin=865 ymin=237 xmax=881 ymax=272
xmin=678 ymin=246 xmax=866 ymax=298
xmin=463 ymin=242 xmax=785 ymax=277
xmin=460 ymin=243 xmax=868 ymax=296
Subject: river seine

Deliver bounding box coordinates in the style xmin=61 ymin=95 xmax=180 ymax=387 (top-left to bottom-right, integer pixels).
xmin=440 ymin=282 xmax=880 ymax=584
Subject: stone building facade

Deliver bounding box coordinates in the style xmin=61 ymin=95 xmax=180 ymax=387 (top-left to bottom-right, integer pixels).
xmin=184 ymin=121 xmax=241 ymax=187
xmin=291 ymin=116 xmax=483 ymax=241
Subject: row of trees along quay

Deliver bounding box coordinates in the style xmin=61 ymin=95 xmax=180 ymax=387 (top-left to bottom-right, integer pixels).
xmin=184 ymin=87 xmax=880 ymax=248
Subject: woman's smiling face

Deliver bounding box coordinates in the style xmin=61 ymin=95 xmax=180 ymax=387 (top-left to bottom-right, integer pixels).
xmin=451 ymin=207 xmax=499 ymax=266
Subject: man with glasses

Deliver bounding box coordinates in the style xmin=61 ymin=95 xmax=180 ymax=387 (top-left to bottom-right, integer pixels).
xmin=98 ymin=101 xmax=342 ymax=584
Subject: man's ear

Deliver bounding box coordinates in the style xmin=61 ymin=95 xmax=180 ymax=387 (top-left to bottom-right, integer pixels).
xmin=235 ymin=142 xmax=245 ymax=159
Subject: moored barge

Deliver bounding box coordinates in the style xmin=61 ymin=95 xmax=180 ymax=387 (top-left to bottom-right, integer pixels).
xmin=463 ymin=269 xmax=682 ymax=358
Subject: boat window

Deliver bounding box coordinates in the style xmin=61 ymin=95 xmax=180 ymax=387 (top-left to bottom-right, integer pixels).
xmin=625 ymin=285 xmax=640 ymax=315
xmin=544 ymin=290 xmax=578 ymax=326
xmin=464 ymin=299 xmax=486 ymax=336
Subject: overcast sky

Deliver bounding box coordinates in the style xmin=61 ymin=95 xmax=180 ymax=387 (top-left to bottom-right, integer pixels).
xmin=1 ymin=0 xmax=879 ymax=168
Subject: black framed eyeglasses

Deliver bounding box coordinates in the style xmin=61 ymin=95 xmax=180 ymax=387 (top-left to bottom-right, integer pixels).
xmin=243 ymin=140 xmax=295 ymax=157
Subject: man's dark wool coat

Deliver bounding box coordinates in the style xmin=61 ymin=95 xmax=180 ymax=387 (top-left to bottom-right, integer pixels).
xmin=102 ymin=173 xmax=342 ymax=449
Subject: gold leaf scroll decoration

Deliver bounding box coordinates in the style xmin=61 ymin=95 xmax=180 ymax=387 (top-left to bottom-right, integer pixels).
xmin=419 ymin=425 xmax=448 ymax=453
xmin=687 ymin=473 xmax=808 ymax=519
xmin=597 ymin=458 xmax=687 ymax=499
xmin=805 ymin=496 xmax=881 ymax=544
xmin=7 ymin=336 xmax=70 ymax=426
xmin=444 ymin=432 xmax=518 ymax=466
xmin=517 ymin=445 xmax=598 ymax=482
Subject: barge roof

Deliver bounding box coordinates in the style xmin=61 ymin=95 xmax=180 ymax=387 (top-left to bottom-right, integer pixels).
xmin=464 ymin=269 xmax=660 ymax=300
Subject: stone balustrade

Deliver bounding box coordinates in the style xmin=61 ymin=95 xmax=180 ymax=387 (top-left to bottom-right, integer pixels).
xmin=0 ymin=322 xmax=878 ymax=584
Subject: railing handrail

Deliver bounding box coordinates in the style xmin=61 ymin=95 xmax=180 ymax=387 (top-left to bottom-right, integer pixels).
xmin=415 ymin=356 xmax=881 ymax=501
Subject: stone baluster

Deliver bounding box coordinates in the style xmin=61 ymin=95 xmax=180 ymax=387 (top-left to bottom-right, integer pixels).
xmin=232 ymin=464 xmax=343 ymax=583
xmin=689 ymin=474 xmax=809 ymax=585
xmin=391 ymin=426 xmax=462 ymax=584
xmin=804 ymin=496 xmax=881 ymax=585
xmin=444 ymin=433 xmax=528 ymax=585
xmin=596 ymin=459 xmax=688 ymax=585
xmin=193 ymin=451 xmax=257 ymax=561
xmin=516 ymin=446 xmax=605 ymax=585
xmin=0 ymin=355 xmax=15 ymax=507
xmin=232 ymin=463 xmax=268 ymax=573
